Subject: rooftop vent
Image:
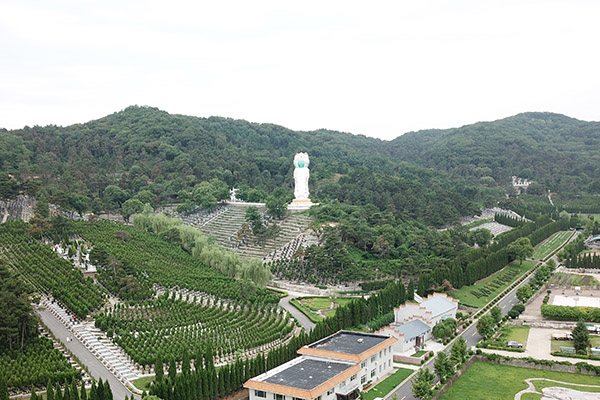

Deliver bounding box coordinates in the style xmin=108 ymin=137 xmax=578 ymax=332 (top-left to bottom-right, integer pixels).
xmin=357 ymin=338 xmax=364 ymax=343
xmin=309 ymin=376 xmax=313 ymax=379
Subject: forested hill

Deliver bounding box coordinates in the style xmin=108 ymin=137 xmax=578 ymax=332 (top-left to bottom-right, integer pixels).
xmin=389 ymin=112 xmax=600 ymax=194
xmin=0 ymin=106 xmax=490 ymax=227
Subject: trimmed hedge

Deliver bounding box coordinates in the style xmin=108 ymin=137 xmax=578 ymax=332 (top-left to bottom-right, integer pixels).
xmin=541 ymin=304 xmax=600 ymax=322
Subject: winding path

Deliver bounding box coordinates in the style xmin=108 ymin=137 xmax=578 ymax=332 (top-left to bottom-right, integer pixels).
xmin=277 ymin=289 xmax=316 ymax=332
xmin=514 ymin=378 xmax=600 ymax=400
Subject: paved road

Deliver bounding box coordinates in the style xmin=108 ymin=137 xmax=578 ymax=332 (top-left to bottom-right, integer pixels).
xmin=276 ymin=290 xmax=316 ymax=332
xmin=37 ymin=308 xmax=134 ymax=400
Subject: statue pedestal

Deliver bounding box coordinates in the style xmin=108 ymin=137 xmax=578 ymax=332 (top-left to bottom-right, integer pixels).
xmin=287 ymin=199 xmax=316 ymax=211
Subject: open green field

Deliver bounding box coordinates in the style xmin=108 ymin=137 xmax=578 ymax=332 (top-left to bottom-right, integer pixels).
xmin=450 ymin=261 xmax=536 ymax=308
xmin=439 ymin=362 xmax=600 ymax=400
xmin=362 ymin=368 xmax=414 ymax=400
xmin=532 ymin=231 xmax=573 ymax=260
xmin=290 ymin=296 xmax=355 ymax=322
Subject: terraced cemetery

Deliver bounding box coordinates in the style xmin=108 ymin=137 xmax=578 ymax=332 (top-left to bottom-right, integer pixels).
xmin=197 ymin=205 xmax=313 ymax=259
xmin=0 ymin=335 xmax=82 ymax=390
xmin=531 ymin=231 xmax=573 ymax=260
xmin=450 ymin=261 xmax=536 ymax=308
xmin=0 ymin=221 xmax=105 ymax=318
xmin=94 ymin=295 xmax=295 ymax=368
xmin=0 ymin=219 xmax=296 ymax=394
xmin=73 ymin=220 xmax=279 ymax=303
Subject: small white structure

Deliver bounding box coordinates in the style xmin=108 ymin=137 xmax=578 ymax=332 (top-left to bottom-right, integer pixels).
xmin=395 ymin=293 xmax=458 ymax=327
xmin=377 ymin=293 xmax=458 ymax=353
xmin=245 ymin=331 xmax=397 ymax=400
xmin=377 ymin=318 xmax=432 ymax=353
xmin=511 ymin=176 xmax=531 ymax=193
xmin=288 ymin=152 xmax=316 ymax=211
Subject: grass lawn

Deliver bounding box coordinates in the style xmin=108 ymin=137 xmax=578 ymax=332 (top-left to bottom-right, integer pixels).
xmin=488 ymin=326 xmax=530 ymax=349
xmin=532 ymin=231 xmax=573 ymax=260
xmin=411 ymin=350 xmax=427 ymax=357
xmin=504 ymin=326 xmax=530 ymax=347
xmin=362 ymin=368 xmax=414 ymax=400
xmin=551 ymin=335 xmax=600 ymax=353
xmin=439 ymin=362 xmax=600 ymax=400
xmin=290 ymin=296 xmax=356 ymax=323
xmin=132 ymin=376 xmax=154 ymax=391
xmin=450 ymin=261 xmax=536 ymax=308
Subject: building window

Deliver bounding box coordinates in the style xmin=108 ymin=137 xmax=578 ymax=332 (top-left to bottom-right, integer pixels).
xmin=361 ymin=375 xmax=366 ymax=384
xmin=327 ymin=389 xmax=334 ymax=396
xmin=360 ymin=361 xmax=366 ymax=368
xmin=370 ymin=355 xmax=377 ymax=363
xmin=388 ymin=360 xmax=391 ymax=367
xmin=275 ymin=395 xmax=285 ymax=400
xmin=315 ymin=396 xmax=322 ymax=400
xmin=370 ymin=369 xmax=376 ymax=378
xmin=351 ymin=374 xmax=357 ymax=381
xmin=255 ymin=391 xmax=266 ymax=398
xmin=340 ymin=380 xmax=346 ymax=388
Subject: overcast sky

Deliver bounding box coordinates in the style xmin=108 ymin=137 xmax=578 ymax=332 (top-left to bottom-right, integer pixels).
xmin=1 ymin=1 xmax=599 ymax=140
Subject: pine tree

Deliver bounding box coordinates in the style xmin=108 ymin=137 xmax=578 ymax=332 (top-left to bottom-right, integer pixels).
xmin=407 ymin=279 xmax=415 ymax=300
xmin=89 ymin=381 xmax=97 ymax=400
xmin=55 ymin=383 xmax=63 ymax=400
xmin=80 ymin=385 xmax=88 ymax=400
xmin=411 ymin=367 xmax=435 ymax=400
xmin=46 ymin=380 xmax=55 ymax=400
xmin=63 ymin=385 xmax=71 ymax=400
xmin=155 ymin=355 xmax=164 ymax=382
xmin=573 ymin=319 xmax=590 ymax=355
xmin=0 ymin=375 xmax=8 ymax=400
xmin=103 ymin=380 xmax=113 ymax=400
xmin=96 ymin=379 xmax=104 ymax=400
xmin=71 ymin=379 xmax=80 ymax=400
xmin=434 ymin=352 xmax=452 ymax=384
xmin=169 ymin=357 xmax=177 ymax=383
xmin=30 ymin=388 xmax=38 ymax=400
xmin=182 ymin=349 xmax=191 ymax=375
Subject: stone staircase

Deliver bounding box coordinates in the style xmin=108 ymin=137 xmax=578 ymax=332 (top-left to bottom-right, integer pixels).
xmin=198 ymin=205 xmax=313 ymax=259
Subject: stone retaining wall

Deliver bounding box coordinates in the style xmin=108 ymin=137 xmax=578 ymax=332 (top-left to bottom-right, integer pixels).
xmin=393 ymin=352 xmax=430 ymax=365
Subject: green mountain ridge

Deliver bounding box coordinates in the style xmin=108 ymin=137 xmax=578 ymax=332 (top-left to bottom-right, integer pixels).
xmin=390 ymin=112 xmax=600 ymax=193
xmin=1 ymin=107 xmax=598 ymax=228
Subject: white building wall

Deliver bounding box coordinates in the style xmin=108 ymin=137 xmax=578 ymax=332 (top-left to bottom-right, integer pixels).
xmin=248 ymin=343 xmax=395 ymax=400
xmin=358 ymin=345 xmax=394 ymax=388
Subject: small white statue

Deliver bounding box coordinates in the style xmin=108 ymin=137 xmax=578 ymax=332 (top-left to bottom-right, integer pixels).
xmin=293 ymin=153 xmax=310 ymax=200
